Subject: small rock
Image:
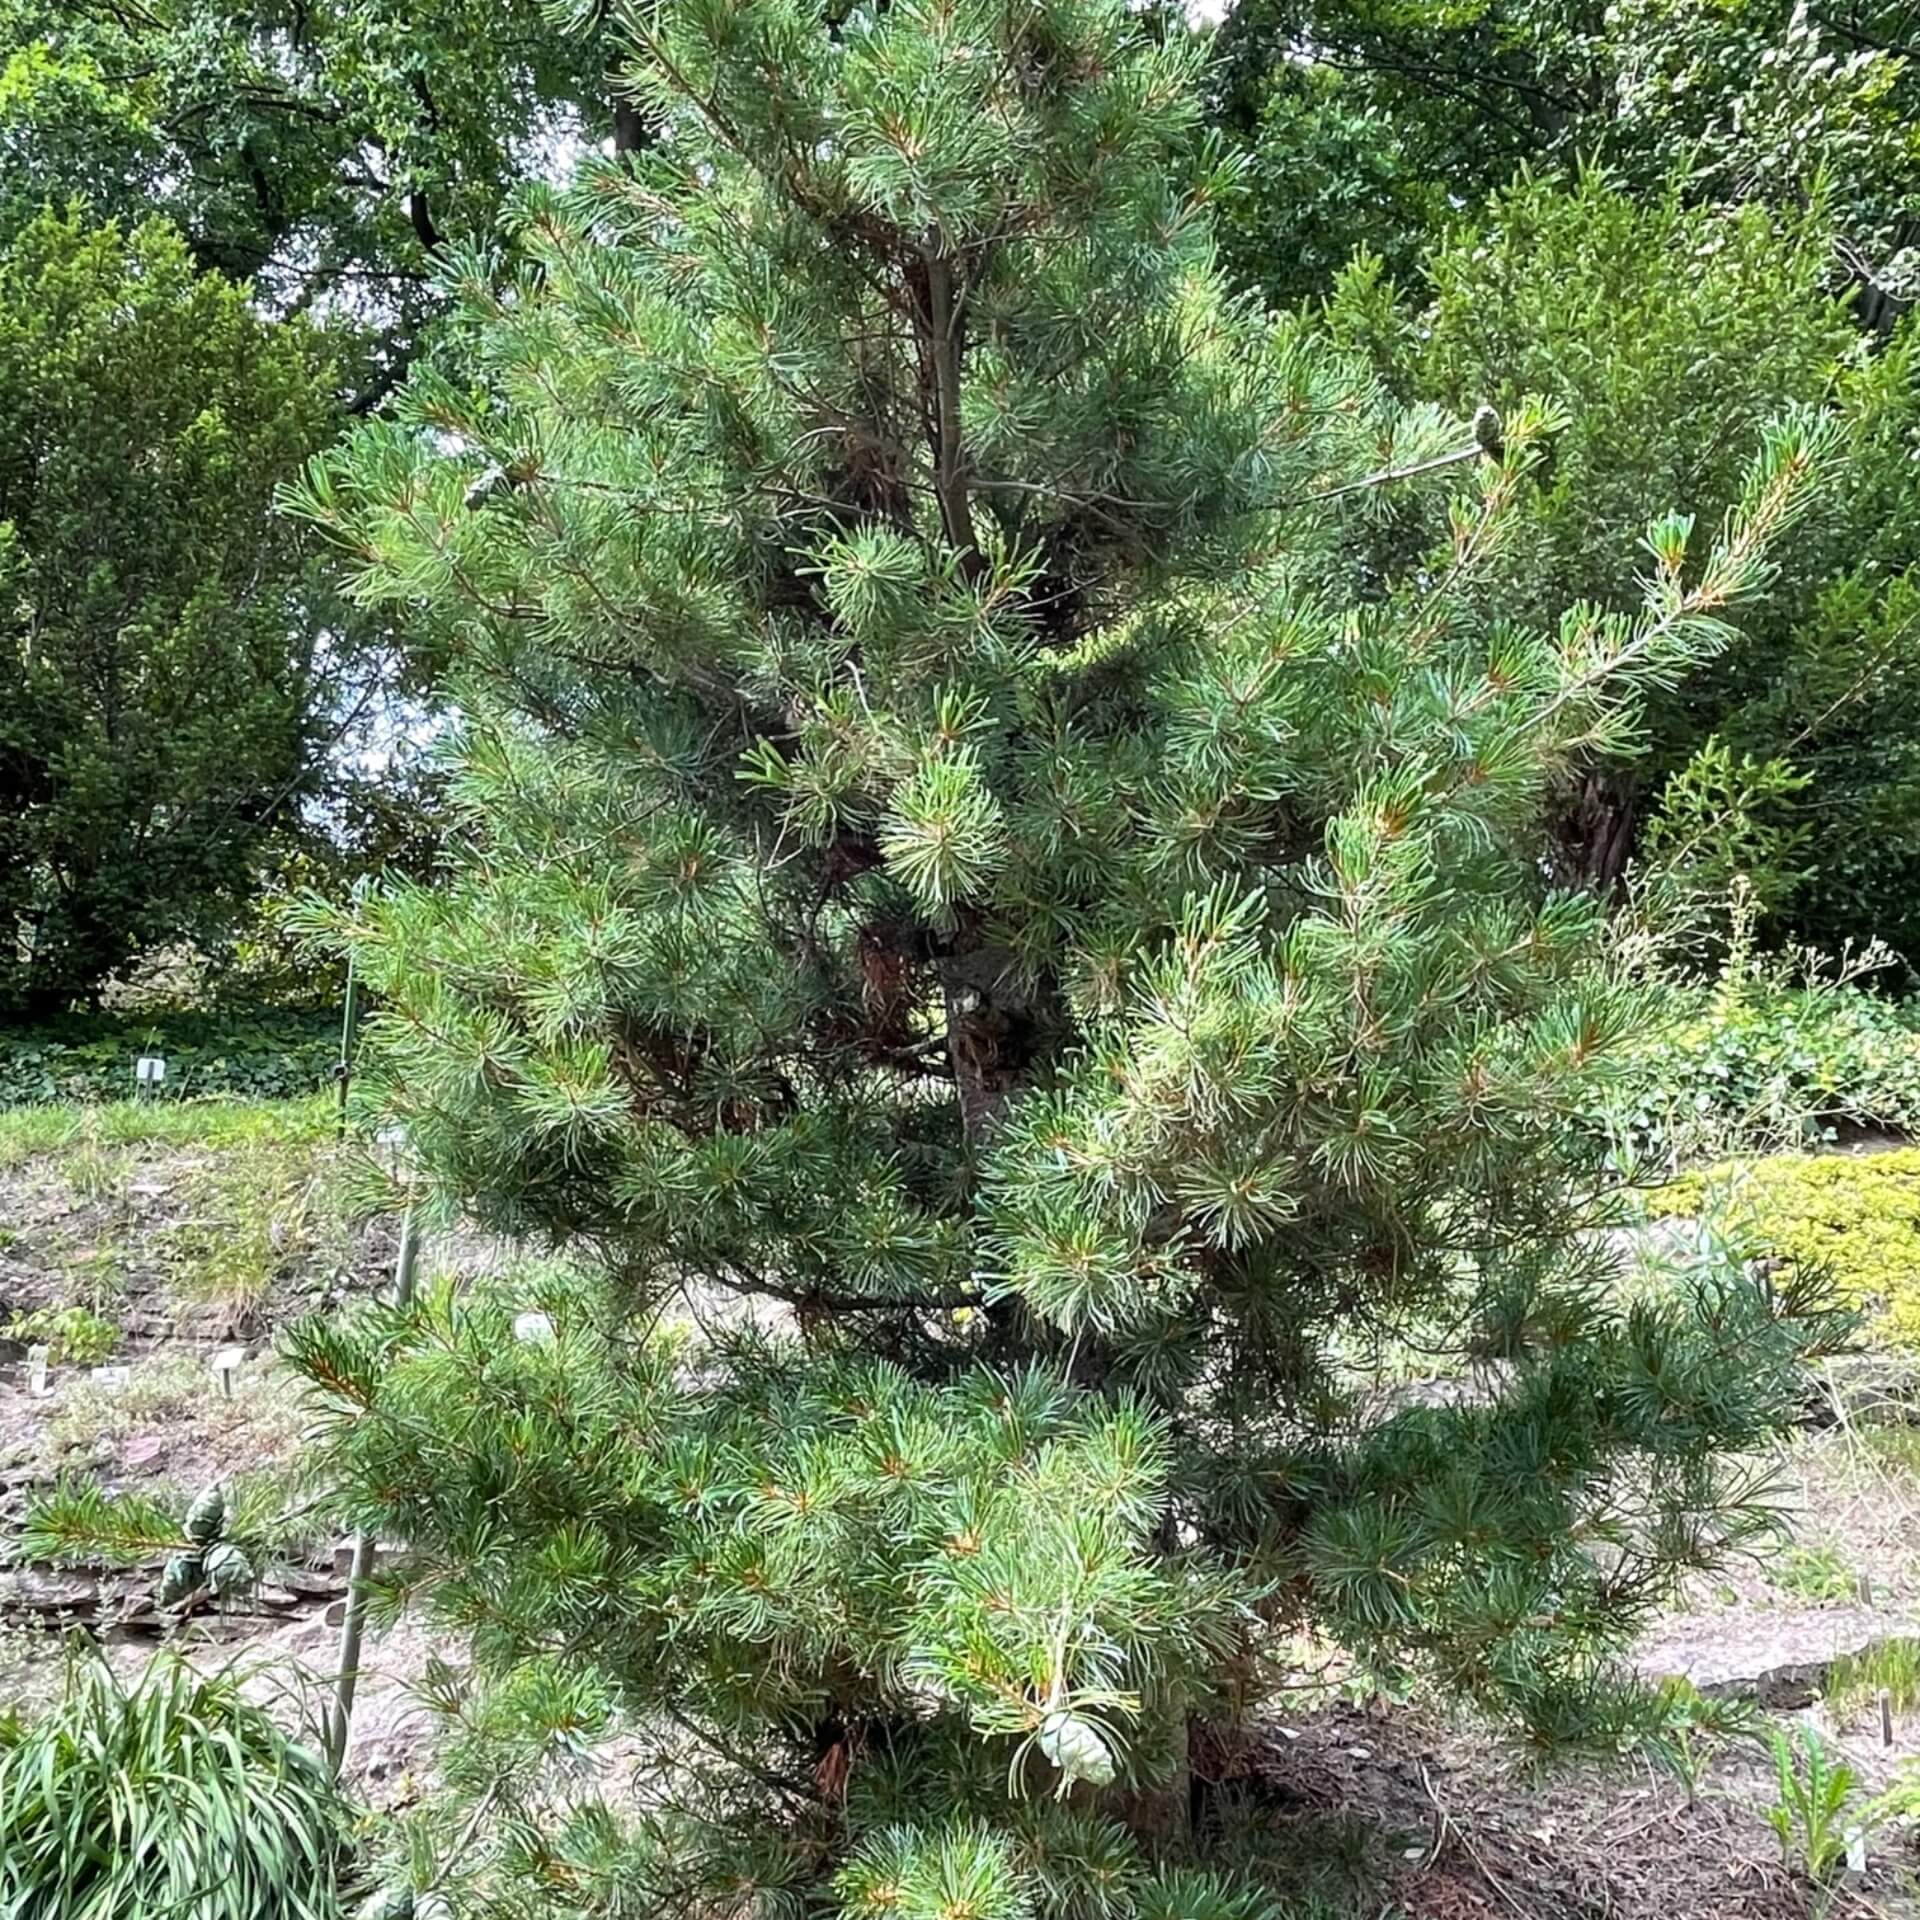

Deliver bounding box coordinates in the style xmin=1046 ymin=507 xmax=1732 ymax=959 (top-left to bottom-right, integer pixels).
xmin=276 ymin=1566 xmax=346 ymax=1599
xmin=2 ymin=1569 xmax=98 ymax=1615
xmin=100 ymin=1619 xmax=163 ymax=1645
xmin=1638 ymin=1605 xmax=1892 ymax=1708
xmin=121 ymin=1434 xmax=166 ymax=1468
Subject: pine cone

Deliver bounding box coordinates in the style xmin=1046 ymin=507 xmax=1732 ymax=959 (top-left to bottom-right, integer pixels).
xmin=1038 ymin=1710 xmax=1116 ymax=1786
xmin=159 ymin=1551 xmax=204 ymax=1607
xmin=203 ymin=1542 xmax=254 ymax=1596
xmin=184 ymin=1485 xmax=226 ymax=1545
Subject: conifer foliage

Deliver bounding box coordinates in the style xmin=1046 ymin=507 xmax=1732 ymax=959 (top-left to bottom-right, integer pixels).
xmin=290 ymin=0 xmax=1844 ymax=1907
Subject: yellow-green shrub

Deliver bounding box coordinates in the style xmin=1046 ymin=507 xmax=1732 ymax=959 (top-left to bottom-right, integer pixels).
xmin=1658 ymin=1149 xmax=1920 ymax=1346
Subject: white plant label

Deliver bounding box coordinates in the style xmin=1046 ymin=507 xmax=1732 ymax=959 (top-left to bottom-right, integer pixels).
xmin=135 ymin=1056 xmax=167 ymax=1085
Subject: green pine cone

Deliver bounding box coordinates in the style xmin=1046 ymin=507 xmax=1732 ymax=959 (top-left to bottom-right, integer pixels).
xmin=203 ymin=1541 xmax=253 ymax=1596
xmin=1037 ymin=1711 xmax=1117 ymax=1787
xmin=184 ymin=1486 xmax=226 ymax=1546
xmin=158 ymin=1551 xmax=204 ymax=1607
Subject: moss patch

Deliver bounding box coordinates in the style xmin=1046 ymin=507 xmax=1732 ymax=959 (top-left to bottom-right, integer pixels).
xmin=1658 ymin=1148 xmax=1920 ymax=1346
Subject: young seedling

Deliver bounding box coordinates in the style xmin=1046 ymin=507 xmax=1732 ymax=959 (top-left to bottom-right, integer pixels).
xmin=1765 ymin=1725 xmax=1864 ymax=1880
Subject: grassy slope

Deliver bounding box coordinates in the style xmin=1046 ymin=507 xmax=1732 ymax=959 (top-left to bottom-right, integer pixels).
xmin=0 ymin=1094 xmax=335 ymax=1171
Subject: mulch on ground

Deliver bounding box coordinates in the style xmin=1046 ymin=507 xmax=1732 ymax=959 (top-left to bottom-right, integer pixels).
xmin=1248 ymin=1703 xmax=1894 ymax=1919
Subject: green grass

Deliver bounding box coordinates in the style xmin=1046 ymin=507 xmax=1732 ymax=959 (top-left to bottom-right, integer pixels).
xmin=1824 ymin=1636 xmax=1920 ymax=1721
xmin=0 ymin=1651 xmax=351 ymax=1920
xmin=1768 ymin=1543 xmax=1859 ymax=1603
xmin=161 ymin=1144 xmax=340 ymax=1317
xmin=1858 ymin=1425 xmax=1920 ymax=1475
xmin=0 ymin=1094 xmax=334 ymax=1171
xmin=61 ymin=1140 xmax=129 ymax=1202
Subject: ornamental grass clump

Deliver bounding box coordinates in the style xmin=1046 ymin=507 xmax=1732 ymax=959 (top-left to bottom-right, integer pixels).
xmin=0 ymin=1651 xmax=351 ymax=1920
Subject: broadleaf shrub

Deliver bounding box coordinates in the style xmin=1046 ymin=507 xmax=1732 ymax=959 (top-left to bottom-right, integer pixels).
xmin=0 ymin=1305 xmax=119 ymax=1366
xmin=1656 ymin=1148 xmax=1920 ymax=1349
xmin=0 ymin=1008 xmax=338 ymax=1107
xmin=1597 ymin=983 xmax=1920 ymax=1159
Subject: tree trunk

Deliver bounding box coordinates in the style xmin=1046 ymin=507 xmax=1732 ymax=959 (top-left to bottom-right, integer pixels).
xmin=1556 ymin=764 xmax=1638 ymax=892
xmin=935 ymin=926 xmax=1053 ymax=1143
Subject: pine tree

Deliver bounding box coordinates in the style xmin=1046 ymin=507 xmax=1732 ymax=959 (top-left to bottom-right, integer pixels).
xmin=284 ymin=0 xmax=1843 ymax=1908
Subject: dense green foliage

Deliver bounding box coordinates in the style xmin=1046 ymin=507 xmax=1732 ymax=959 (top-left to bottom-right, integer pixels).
xmin=0 ymin=209 xmax=379 ymax=1014
xmin=0 ymin=0 xmax=630 ymax=392
xmin=0 ymin=1008 xmax=337 ymax=1106
xmin=273 ymin=0 xmax=1851 ymax=1908
xmin=1324 ymin=175 xmax=1920 ymax=951
xmin=1210 ymin=0 xmax=1920 ymax=316
xmin=1592 ymin=973 xmax=1920 ymax=1164
xmin=3 ymin=0 xmax=1917 ymax=999
xmin=1202 ymin=0 xmax=1920 ymax=962
xmin=0 ymin=1652 xmax=352 ymax=1920
xmin=0 ymin=0 xmax=542 ymax=1002
xmin=1657 ymin=1148 xmax=1920 ymax=1350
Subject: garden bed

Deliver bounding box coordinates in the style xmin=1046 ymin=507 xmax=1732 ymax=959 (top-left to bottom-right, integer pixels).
xmin=6 ymin=1105 xmax=1920 ymax=1913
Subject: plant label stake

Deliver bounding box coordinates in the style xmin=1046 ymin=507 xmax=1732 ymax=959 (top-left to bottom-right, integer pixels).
xmin=135 ymin=1056 xmax=166 ymax=1100
xmin=26 ymin=1344 xmax=49 ymax=1397
xmin=210 ymin=1347 xmax=246 ymax=1399
xmin=328 ymin=1131 xmax=420 ymax=1775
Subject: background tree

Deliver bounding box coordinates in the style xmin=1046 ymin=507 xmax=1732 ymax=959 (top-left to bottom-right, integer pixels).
xmin=0 ymin=0 xmax=637 ymax=400
xmin=0 ymin=209 xmax=382 ymax=1014
xmin=1324 ymin=172 xmax=1920 ymax=956
xmin=1208 ymin=0 xmax=1919 ymax=318
xmin=286 ymin=0 xmax=1843 ymax=1910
